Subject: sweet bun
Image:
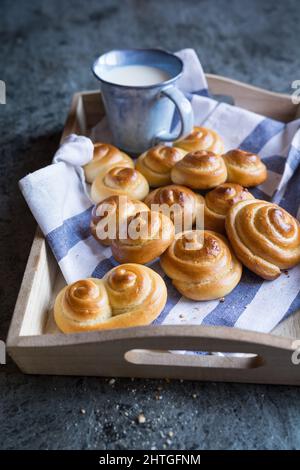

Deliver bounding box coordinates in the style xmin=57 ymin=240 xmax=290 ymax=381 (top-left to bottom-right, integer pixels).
xmin=54 ymin=264 xmax=167 ymax=333
xmin=111 ymin=210 xmax=175 ymax=264
xmin=84 ymin=142 xmax=134 ymax=183
xmin=222 ymin=149 xmax=267 ymax=187
xmin=174 ymin=127 xmax=224 ymax=154
xmin=91 ymin=166 xmax=149 ymax=203
xmin=171 ymin=150 xmax=227 ymax=190
xmin=103 ymin=264 xmax=167 ymax=326
xmin=135 ymin=145 xmax=187 ymax=187
xmin=144 ymin=184 xmax=204 ymax=232
xmin=90 ymin=195 xmax=149 ymax=246
xmin=204 ymin=183 xmax=255 ymax=233
xmin=225 ymin=199 xmax=300 ymax=280
xmin=54 ymin=278 xmax=112 ymax=333
xmin=160 ymin=230 xmax=242 ymax=300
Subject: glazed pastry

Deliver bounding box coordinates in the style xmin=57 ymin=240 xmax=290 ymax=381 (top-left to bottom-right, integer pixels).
xmin=174 ymin=126 xmax=224 ymax=154
xmin=171 ymin=150 xmax=227 ymax=190
xmin=111 ymin=210 xmax=175 ymax=264
xmin=103 ymin=264 xmax=167 ymax=327
xmin=135 ymin=145 xmax=187 ymax=187
xmin=54 ymin=278 xmax=112 ymax=333
xmin=160 ymin=230 xmax=242 ymax=300
xmin=144 ymin=184 xmax=204 ymax=232
xmin=204 ymin=183 xmax=255 ymax=233
xmin=222 ymin=149 xmax=267 ymax=187
xmin=54 ymin=264 xmax=167 ymax=333
xmin=91 ymin=166 xmax=149 ymax=203
xmin=90 ymin=195 xmax=149 ymax=246
xmin=225 ymin=199 xmax=300 ymax=280
xmin=84 ymin=142 xmax=134 ymax=183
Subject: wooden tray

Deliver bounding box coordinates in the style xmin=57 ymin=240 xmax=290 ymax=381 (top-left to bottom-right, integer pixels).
xmin=7 ymin=74 xmax=300 ymax=384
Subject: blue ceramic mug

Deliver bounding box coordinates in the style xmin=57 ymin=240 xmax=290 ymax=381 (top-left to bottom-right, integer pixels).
xmin=92 ymin=49 xmax=193 ymax=155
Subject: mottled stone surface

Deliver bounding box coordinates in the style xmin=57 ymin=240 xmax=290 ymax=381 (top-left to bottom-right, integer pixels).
xmin=1 ymin=0 xmax=300 ymax=450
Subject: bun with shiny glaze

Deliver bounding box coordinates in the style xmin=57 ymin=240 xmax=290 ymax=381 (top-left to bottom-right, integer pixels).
xmin=225 ymin=199 xmax=300 ymax=279
xmin=84 ymin=142 xmax=134 ymax=183
xmin=171 ymin=150 xmax=227 ymax=190
xmin=160 ymin=230 xmax=242 ymax=300
xmin=136 ymin=145 xmax=187 ymax=187
xmin=222 ymin=149 xmax=267 ymax=187
xmin=54 ymin=264 xmax=167 ymax=333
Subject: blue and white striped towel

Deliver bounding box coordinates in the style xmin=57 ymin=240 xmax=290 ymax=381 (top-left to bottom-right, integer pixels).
xmin=19 ymin=49 xmax=300 ymax=334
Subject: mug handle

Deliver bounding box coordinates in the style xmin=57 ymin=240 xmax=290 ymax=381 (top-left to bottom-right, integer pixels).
xmin=155 ymin=86 xmax=194 ymax=143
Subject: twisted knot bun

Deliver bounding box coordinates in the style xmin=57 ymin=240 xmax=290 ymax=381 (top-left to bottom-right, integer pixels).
xmin=225 ymin=200 xmax=300 ymax=279
xmin=160 ymin=230 xmax=242 ymax=300
xmin=136 ymin=145 xmax=187 ymax=187
xmin=174 ymin=127 xmax=224 ymax=154
xmin=90 ymin=195 xmax=149 ymax=245
xmin=222 ymin=149 xmax=267 ymax=187
xmin=111 ymin=210 xmax=175 ymax=264
xmin=91 ymin=166 xmax=149 ymax=203
xmin=84 ymin=142 xmax=134 ymax=183
xmin=171 ymin=150 xmax=227 ymax=189
xmin=204 ymin=183 xmax=255 ymax=233
xmin=54 ymin=264 xmax=167 ymax=333
xmin=144 ymin=185 xmax=204 ymax=232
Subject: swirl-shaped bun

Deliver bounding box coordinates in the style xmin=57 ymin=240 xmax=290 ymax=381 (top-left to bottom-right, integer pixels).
xmin=91 ymin=195 xmax=149 ymax=246
xmin=111 ymin=210 xmax=175 ymax=264
xmin=144 ymin=185 xmax=204 ymax=232
xmin=225 ymin=200 xmax=300 ymax=280
xmin=54 ymin=265 xmax=167 ymax=333
xmin=84 ymin=143 xmax=134 ymax=183
xmin=91 ymin=166 xmax=149 ymax=203
xmin=135 ymin=145 xmax=187 ymax=187
xmin=204 ymin=183 xmax=255 ymax=233
xmin=174 ymin=127 xmax=224 ymax=154
xmin=160 ymin=230 xmax=242 ymax=300
xmin=103 ymin=264 xmax=167 ymax=325
xmin=54 ymin=278 xmax=112 ymax=333
xmin=171 ymin=150 xmax=227 ymax=190
xmin=222 ymin=149 xmax=267 ymax=187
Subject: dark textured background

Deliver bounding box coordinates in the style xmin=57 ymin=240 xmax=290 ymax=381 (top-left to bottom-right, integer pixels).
xmin=1 ymin=0 xmax=300 ymax=450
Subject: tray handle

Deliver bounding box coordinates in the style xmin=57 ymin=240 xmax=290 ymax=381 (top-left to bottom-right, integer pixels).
xmin=93 ymin=325 xmax=299 ymax=384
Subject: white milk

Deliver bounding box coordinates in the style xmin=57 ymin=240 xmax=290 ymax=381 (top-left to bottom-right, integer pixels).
xmin=101 ymin=65 xmax=171 ymax=86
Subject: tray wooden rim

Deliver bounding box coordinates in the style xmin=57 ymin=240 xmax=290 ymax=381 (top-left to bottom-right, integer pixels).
xmin=6 ymin=73 xmax=300 ymax=383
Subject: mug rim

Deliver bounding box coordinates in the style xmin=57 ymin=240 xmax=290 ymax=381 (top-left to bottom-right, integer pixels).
xmin=92 ymin=48 xmax=183 ymax=89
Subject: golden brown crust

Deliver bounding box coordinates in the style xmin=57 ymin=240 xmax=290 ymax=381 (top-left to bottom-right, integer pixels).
xmin=144 ymin=184 xmax=204 ymax=232
xmin=111 ymin=210 xmax=175 ymax=264
xmin=160 ymin=230 xmax=242 ymax=300
xmin=104 ymin=264 xmax=167 ymax=322
xmin=91 ymin=166 xmax=149 ymax=203
xmin=54 ymin=265 xmax=167 ymax=333
xmin=225 ymin=199 xmax=300 ymax=280
xmin=90 ymin=195 xmax=149 ymax=245
xmin=204 ymin=183 xmax=255 ymax=233
xmin=171 ymin=150 xmax=227 ymax=190
xmin=84 ymin=142 xmax=134 ymax=183
xmin=135 ymin=145 xmax=187 ymax=187
xmin=222 ymin=149 xmax=267 ymax=187
xmin=174 ymin=127 xmax=224 ymax=154
xmin=54 ymin=278 xmax=112 ymax=333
